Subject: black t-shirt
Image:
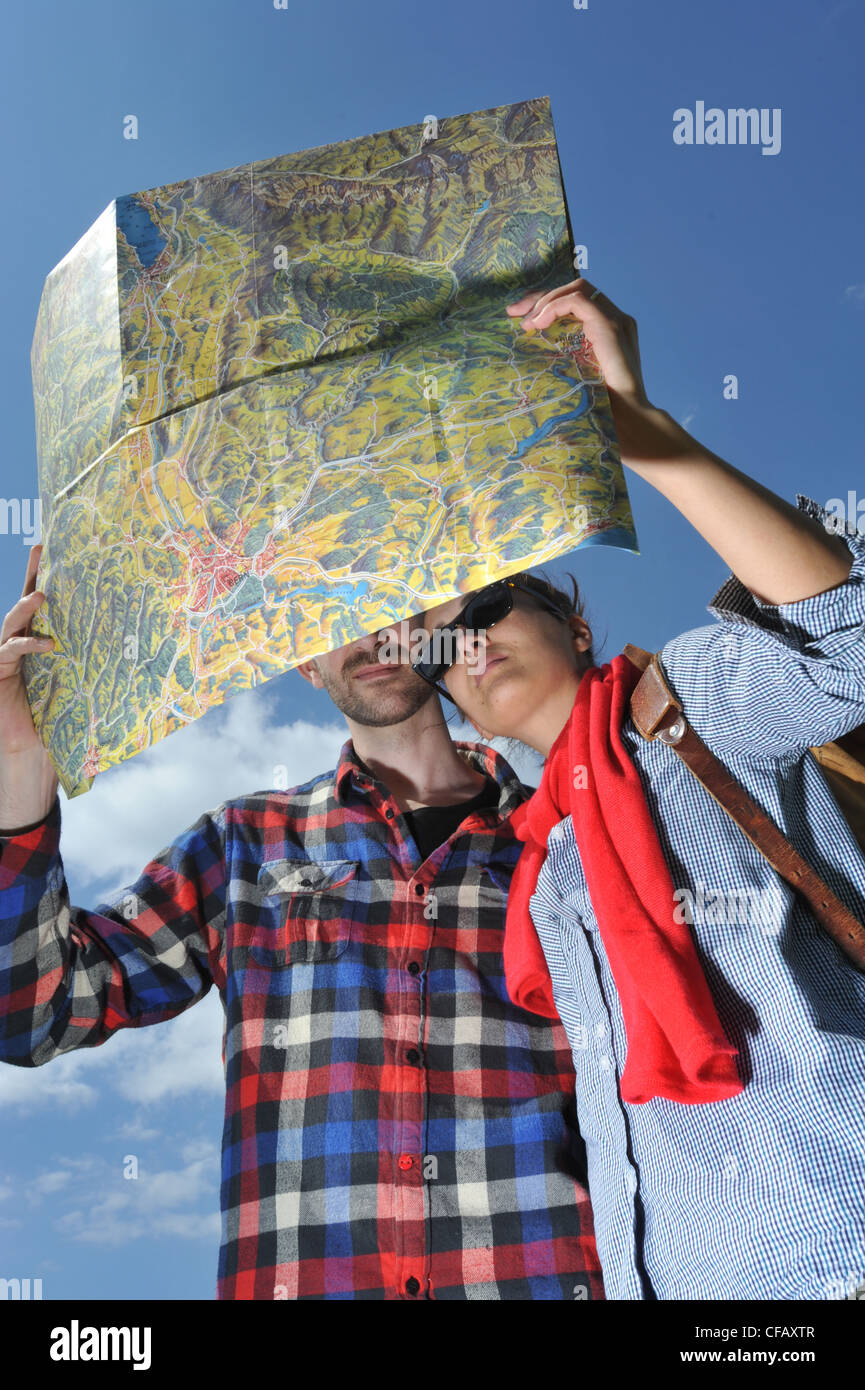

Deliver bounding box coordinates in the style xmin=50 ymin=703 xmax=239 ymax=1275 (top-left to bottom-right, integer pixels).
xmin=402 ymin=776 xmax=501 ymax=861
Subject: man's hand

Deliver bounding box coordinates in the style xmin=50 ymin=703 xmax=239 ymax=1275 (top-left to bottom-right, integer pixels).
xmin=0 ymin=543 xmax=58 ymax=826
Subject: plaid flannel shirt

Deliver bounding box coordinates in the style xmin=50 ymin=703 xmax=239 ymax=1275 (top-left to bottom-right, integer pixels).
xmin=0 ymin=738 xmax=603 ymax=1300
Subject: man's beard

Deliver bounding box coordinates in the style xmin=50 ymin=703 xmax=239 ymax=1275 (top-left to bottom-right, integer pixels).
xmin=315 ymin=657 xmax=436 ymax=727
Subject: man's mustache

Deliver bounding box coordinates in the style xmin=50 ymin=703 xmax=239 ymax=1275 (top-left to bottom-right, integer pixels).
xmin=346 ymin=652 xmax=405 ymax=674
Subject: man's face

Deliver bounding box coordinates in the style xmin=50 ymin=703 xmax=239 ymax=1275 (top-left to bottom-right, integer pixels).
xmin=300 ymin=618 xmax=436 ymax=727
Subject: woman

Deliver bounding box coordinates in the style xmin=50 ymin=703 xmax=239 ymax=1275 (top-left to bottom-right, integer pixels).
xmin=416 ymin=278 xmax=865 ymax=1301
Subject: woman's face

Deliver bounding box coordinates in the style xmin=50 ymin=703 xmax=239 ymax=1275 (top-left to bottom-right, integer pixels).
xmin=421 ymin=587 xmax=593 ymax=752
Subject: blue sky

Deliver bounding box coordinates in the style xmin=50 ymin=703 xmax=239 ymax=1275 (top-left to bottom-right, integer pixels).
xmin=1 ymin=0 xmax=863 ymax=1300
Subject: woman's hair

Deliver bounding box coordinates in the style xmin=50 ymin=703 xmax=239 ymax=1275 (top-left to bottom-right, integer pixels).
xmin=505 ymin=568 xmax=597 ymax=668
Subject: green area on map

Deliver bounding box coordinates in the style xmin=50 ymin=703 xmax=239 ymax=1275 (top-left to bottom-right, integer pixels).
xmin=25 ymin=95 xmax=636 ymax=797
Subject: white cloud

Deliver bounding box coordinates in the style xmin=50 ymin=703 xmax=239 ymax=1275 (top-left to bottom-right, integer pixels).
xmin=114 ymin=1118 xmax=162 ymax=1142
xmin=0 ymin=990 xmax=224 ymax=1112
xmin=51 ymin=1142 xmax=221 ymax=1245
xmin=110 ymin=993 xmax=225 ymax=1105
xmin=0 ymin=1057 xmax=99 ymax=1111
xmin=58 ymin=687 xmax=347 ymax=894
xmin=30 ymin=1170 xmax=73 ymax=1195
xmin=843 ymin=284 xmax=865 ymax=303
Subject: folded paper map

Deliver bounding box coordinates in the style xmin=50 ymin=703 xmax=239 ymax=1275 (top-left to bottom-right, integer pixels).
xmin=25 ymin=94 xmax=637 ymax=798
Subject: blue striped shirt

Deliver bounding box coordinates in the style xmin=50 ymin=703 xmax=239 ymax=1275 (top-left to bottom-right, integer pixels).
xmin=529 ymin=495 xmax=865 ymax=1300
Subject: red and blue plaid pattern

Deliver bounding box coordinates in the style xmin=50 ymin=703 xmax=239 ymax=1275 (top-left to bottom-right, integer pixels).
xmin=0 ymin=739 xmax=603 ymax=1300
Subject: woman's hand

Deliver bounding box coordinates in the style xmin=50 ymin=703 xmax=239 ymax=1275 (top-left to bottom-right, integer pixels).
xmin=506 ymin=278 xmax=852 ymax=604
xmin=506 ymin=277 xmax=686 ymax=467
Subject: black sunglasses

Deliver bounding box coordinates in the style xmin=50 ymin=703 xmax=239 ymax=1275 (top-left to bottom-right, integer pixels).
xmin=412 ymin=578 xmax=567 ymax=706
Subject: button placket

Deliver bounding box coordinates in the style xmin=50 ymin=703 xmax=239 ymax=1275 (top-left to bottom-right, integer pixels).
xmin=392 ymin=875 xmax=432 ymax=1299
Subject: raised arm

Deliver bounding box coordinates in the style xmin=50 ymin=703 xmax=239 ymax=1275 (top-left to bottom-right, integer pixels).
xmin=507 ymin=278 xmax=853 ymax=606
xmin=0 ymin=542 xmax=58 ymax=831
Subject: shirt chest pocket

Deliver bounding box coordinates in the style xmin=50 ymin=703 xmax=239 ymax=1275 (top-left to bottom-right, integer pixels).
xmin=251 ymin=858 xmax=360 ymax=967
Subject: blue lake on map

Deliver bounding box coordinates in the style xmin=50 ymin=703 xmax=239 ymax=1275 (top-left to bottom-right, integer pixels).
xmin=116 ymin=195 xmax=168 ymax=269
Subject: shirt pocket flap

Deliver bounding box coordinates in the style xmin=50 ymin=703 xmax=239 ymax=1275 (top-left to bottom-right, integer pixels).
xmin=257 ymin=857 xmax=358 ymax=898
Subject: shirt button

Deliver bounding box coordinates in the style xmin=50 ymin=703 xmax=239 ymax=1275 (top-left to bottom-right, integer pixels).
xmin=414 ymin=883 xmax=425 ymax=896
xmin=599 ymin=1056 xmax=612 ymax=1071
xmin=405 ymin=1277 xmax=420 ymax=1296
xmin=386 ymin=808 xmax=395 ymax=819
xmin=407 ymin=962 xmax=420 ymax=976
xmin=595 ymin=1023 xmax=605 ymax=1037
xmin=398 ymin=1155 xmax=413 ymax=1171
xmin=406 ymin=1049 xmax=420 ymax=1066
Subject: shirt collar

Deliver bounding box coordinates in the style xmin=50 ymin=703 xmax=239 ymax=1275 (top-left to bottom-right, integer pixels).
xmin=334 ymin=737 xmax=531 ymax=819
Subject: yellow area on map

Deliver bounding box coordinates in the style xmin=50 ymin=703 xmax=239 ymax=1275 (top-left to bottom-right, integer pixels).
xmin=25 ymin=96 xmax=636 ymax=797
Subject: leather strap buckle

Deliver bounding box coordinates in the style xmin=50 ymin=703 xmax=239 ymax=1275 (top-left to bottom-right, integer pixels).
xmin=630 ymin=656 xmax=685 ymax=741
xmin=657 ymin=714 xmax=689 ymax=745
xmin=627 ymin=643 xmax=865 ymax=973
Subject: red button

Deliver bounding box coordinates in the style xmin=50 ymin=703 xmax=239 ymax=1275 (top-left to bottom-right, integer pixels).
xmin=398 ymin=1154 xmax=413 ymax=1171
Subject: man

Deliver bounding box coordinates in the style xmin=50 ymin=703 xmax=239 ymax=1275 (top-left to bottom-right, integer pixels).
xmin=0 ymin=545 xmax=603 ymax=1300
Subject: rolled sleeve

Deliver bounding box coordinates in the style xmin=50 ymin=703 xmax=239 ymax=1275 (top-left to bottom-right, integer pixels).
xmin=707 ymin=494 xmax=865 ymax=658
xmin=658 ymin=495 xmax=865 ymax=760
xmin=0 ymin=796 xmax=226 ymax=1066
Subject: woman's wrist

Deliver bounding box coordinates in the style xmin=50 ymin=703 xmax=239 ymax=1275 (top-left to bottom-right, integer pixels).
xmin=616 ymin=403 xmax=714 ymax=477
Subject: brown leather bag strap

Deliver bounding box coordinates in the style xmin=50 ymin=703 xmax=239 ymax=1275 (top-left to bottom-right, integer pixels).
xmin=623 ymin=644 xmax=865 ymax=971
